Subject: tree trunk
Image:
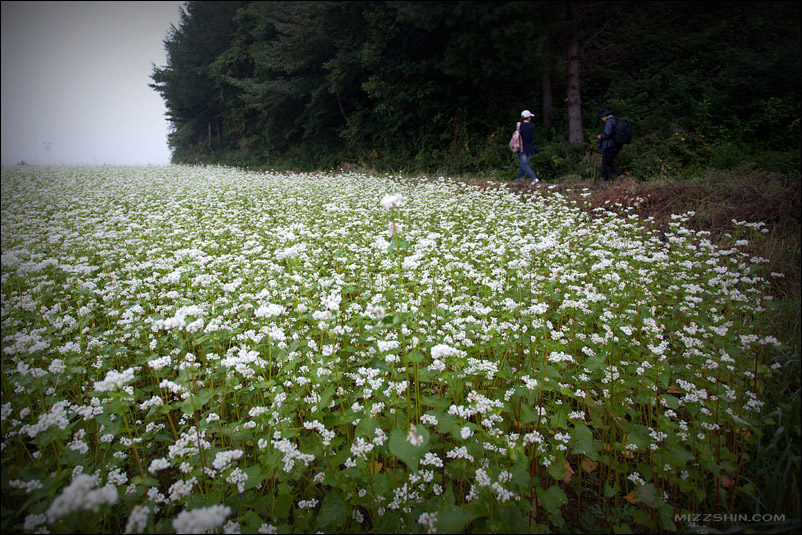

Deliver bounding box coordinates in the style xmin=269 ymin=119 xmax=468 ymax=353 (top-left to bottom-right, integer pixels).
xmin=566 ymin=1 xmax=584 ymax=144
xmin=541 ymin=69 xmax=553 ymax=129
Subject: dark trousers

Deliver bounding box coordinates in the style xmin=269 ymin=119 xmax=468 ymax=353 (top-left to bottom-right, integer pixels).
xmin=601 ymin=145 xmax=622 ymax=181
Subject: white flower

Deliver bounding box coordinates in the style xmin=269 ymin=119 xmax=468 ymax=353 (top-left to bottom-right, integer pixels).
xmin=9 ymin=479 xmax=44 ymax=493
xmin=407 ymin=424 xmax=424 ymax=447
xmin=380 ymin=193 xmax=407 ymax=209
xmin=298 ymin=498 xmax=318 ymax=509
xmin=148 ymin=458 xmax=170 ymax=474
xmin=93 ymin=367 xmax=136 ymax=392
xmin=255 ymin=303 xmax=285 ymax=318
xmin=172 ymin=504 xmax=231 ymax=534
xmin=628 ymin=472 xmax=646 ymax=486
xmin=475 ymin=468 xmax=491 ymax=487
xmin=420 ymin=414 xmax=438 ymax=426
xmin=168 ymin=478 xmax=197 ymax=502
xmin=147 ymin=355 xmax=171 ymax=370
xmin=431 ymin=343 xmax=464 ymax=359
xmin=226 ymin=467 xmax=248 ymax=493
xmin=420 ymin=452 xmax=443 ymax=468
xmin=418 ymin=511 xmax=438 ymax=533
xmin=212 ymin=450 xmax=244 ymax=471
xmin=24 ymin=513 xmax=48 ymax=531
xmin=46 ymin=474 xmax=118 ymax=524
xmin=124 ymin=505 xmax=150 ymax=534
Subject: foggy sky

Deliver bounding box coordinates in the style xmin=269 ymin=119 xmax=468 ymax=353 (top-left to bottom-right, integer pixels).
xmin=1 ymin=1 xmax=185 ymax=166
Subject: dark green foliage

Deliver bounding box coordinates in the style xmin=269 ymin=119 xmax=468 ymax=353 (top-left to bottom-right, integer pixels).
xmin=152 ymin=1 xmax=801 ymax=179
xmin=150 ymin=1 xmax=247 ymax=163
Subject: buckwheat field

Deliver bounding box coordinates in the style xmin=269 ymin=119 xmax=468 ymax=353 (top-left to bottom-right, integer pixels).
xmin=1 ymin=165 xmax=788 ymax=533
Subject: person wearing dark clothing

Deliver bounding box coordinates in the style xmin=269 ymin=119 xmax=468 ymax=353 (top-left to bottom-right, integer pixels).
xmin=596 ymin=108 xmax=625 ymax=183
xmin=515 ymin=110 xmax=539 ymax=182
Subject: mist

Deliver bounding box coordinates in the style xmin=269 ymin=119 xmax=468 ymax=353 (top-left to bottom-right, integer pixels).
xmin=1 ymin=1 xmax=185 ymax=166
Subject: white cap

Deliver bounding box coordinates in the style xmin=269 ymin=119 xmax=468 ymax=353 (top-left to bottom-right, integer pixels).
xmin=521 ymin=110 xmax=534 ymax=118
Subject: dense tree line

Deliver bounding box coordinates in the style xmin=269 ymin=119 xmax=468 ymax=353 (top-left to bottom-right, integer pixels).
xmin=150 ymin=1 xmax=801 ymax=179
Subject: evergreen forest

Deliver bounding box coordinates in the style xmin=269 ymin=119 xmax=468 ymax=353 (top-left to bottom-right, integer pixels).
xmin=150 ymin=1 xmax=801 ymax=180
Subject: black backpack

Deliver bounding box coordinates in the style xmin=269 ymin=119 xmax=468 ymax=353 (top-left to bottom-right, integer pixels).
xmin=613 ymin=118 xmax=633 ymax=145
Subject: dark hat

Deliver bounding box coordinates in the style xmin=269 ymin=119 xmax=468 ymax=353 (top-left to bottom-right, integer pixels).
xmin=597 ymin=108 xmax=613 ymax=118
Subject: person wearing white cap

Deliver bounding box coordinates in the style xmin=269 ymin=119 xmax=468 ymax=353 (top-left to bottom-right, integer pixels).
xmin=515 ymin=110 xmax=539 ymax=182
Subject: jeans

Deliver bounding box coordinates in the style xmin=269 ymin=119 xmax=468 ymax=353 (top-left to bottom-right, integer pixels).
xmin=601 ymin=145 xmax=622 ymax=181
xmin=516 ymin=152 xmax=538 ymax=180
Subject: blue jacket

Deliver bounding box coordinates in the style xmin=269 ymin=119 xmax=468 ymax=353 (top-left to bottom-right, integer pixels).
xmin=519 ymin=121 xmax=536 ymax=154
xmin=598 ymin=116 xmax=619 ymax=150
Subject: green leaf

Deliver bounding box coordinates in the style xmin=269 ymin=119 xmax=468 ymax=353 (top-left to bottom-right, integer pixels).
xmin=571 ymin=422 xmax=599 ymax=460
xmin=273 ymin=493 xmax=292 ymax=520
xmin=180 ymin=388 xmax=213 ymax=414
xmin=315 ymin=489 xmax=350 ymax=531
xmin=519 ymin=403 xmax=539 ymax=425
xmin=660 ymin=394 xmax=680 ymax=410
xmin=536 ymin=484 xmax=567 ymax=515
xmin=583 ymin=355 xmax=606 ymax=371
xmin=549 ymin=407 xmax=568 ymax=429
xmin=658 ymin=504 xmax=677 ymax=531
xmin=548 ymin=462 xmax=566 ymax=481
xmin=388 ymin=426 xmax=429 ymax=472
xmin=436 ymin=505 xmax=474 ymax=533
xmin=131 ymin=476 xmax=159 ymax=487
xmin=635 ymin=483 xmax=664 ymax=508
xmin=243 ymin=464 xmax=265 ymax=491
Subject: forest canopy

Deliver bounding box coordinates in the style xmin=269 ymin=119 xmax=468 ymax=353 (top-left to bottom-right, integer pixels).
xmin=150 ymin=1 xmax=801 ymax=179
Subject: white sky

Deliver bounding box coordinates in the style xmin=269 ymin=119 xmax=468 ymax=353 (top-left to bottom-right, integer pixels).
xmin=1 ymin=1 xmax=186 ymax=166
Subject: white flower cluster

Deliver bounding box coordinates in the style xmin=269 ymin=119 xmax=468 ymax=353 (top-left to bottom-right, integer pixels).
xmin=271 ymin=437 xmax=315 ymax=472
xmin=406 ymin=424 xmax=424 ymax=447
xmin=547 ymin=351 xmax=574 ymax=364
xmin=418 ymin=511 xmax=438 ymax=534
xmin=304 ymin=420 xmax=335 ymax=445
xmin=19 ymin=400 xmax=71 ymax=438
xmin=140 ymin=395 xmax=164 ymax=411
xmin=448 ymin=390 xmax=504 ymax=420
xmin=255 ymin=303 xmax=285 ymax=318
xmin=172 ymin=504 xmax=231 ymax=534
xmin=212 ymin=449 xmax=244 ymax=471
xmin=226 ymin=467 xmax=248 ymax=493
xmin=9 ymin=479 xmax=44 ymax=494
xmin=465 ymin=357 xmax=498 ymax=380
xmin=379 ymin=193 xmax=407 ymax=210
xmin=521 ymin=375 xmax=538 ymax=390
xmin=351 ymin=436 xmax=376 ymax=459
xmin=147 ymin=355 xmax=171 ymax=370
xmin=168 ymin=477 xmax=197 ymax=502
xmin=124 ymin=505 xmax=150 ymax=534
xmin=93 ymin=367 xmax=135 ymax=392
xmin=420 ymin=452 xmax=444 ymax=468
xmin=150 ymin=305 xmax=206 ymax=333
xmin=431 ymin=343 xmax=464 ymax=359
xmin=148 ymin=458 xmax=171 ymax=474
xmin=168 ymin=426 xmax=211 ymax=459
xmin=420 ymin=414 xmax=438 ymax=426
xmin=45 ymin=474 xmax=118 ymax=524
